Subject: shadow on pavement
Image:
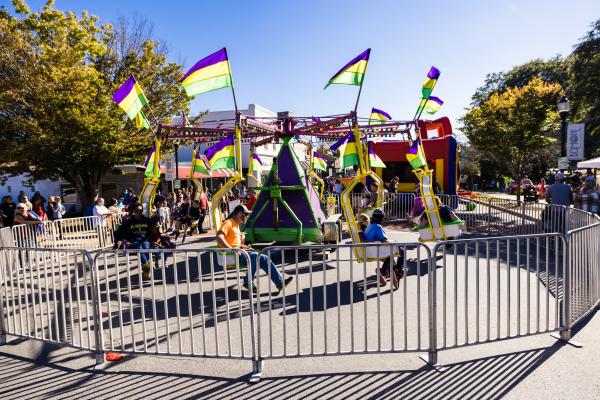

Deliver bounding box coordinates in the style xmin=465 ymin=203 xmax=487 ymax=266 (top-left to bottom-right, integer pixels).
xmin=2 ymin=309 xmax=597 ymax=400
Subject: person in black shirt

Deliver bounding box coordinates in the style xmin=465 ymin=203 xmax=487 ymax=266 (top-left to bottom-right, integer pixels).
xmin=172 ymin=195 xmax=191 ymax=240
xmin=352 ymin=181 xmax=366 ymax=194
xmin=114 ymin=204 xmax=151 ymax=245
xmin=114 ymin=204 xmax=158 ymax=279
xmin=0 ymin=196 xmax=16 ymax=227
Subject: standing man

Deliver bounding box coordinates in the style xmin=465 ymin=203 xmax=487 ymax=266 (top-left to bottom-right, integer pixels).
xmin=154 ymin=190 xmax=165 ymax=205
xmin=216 ymin=205 xmax=292 ymax=292
xmin=545 ymin=172 xmax=572 ymax=206
xmin=93 ymin=198 xmax=112 ymax=227
xmin=544 ymin=172 xmax=572 ymax=233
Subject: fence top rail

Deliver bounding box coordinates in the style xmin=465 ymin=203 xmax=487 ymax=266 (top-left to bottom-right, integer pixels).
xmin=259 ymin=240 xmax=430 ymax=253
xmin=567 ymin=221 xmax=600 ymax=236
xmin=432 ymin=232 xmax=567 ymax=248
xmin=0 ymin=246 xmax=91 ymax=254
xmin=92 ymin=246 xmax=251 ymax=257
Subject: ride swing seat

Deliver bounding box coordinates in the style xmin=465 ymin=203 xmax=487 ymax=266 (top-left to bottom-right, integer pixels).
xmin=209 ymin=245 xmax=246 ymax=270
xmin=412 ymin=219 xmax=464 ymax=241
xmin=341 ymin=170 xmax=400 ymax=263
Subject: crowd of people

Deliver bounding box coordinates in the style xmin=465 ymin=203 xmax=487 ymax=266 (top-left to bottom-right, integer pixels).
xmin=545 ymin=171 xmax=599 ymax=214
xmin=0 ymin=191 xmax=67 ymax=228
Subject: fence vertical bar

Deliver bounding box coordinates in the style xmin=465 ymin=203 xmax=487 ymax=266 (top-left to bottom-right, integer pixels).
xmin=0 ymin=257 xmax=6 ymax=344
xmin=561 ymin=235 xmax=572 ymax=341
xmin=427 ymin=243 xmax=438 ymax=364
xmin=86 ymin=250 xmax=105 ymax=364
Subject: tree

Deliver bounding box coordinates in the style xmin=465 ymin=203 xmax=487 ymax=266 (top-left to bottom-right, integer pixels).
xmin=0 ymin=1 xmax=189 ymax=206
xmin=471 ymin=57 xmax=570 ymax=107
xmin=461 ymin=78 xmax=563 ymax=202
xmin=569 ymin=19 xmax=600 ymax=158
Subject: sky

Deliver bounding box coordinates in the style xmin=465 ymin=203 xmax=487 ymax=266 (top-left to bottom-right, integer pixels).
xmin=16 ymin=0 xmax=600 ymax=135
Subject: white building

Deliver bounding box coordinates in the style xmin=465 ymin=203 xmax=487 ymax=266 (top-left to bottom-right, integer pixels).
xmin=0 ymin=174 xmax=79 ymax=212
xmin=174 ymin=104 xmax=309 ymax=175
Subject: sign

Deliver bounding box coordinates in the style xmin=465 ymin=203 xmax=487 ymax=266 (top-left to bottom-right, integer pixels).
xmin=567 ymin=123 xmax=585 ymax=161
xmin=164 ymin=154 xmax=175 ymax=181
xmin=558 ymin=157 xmax=569 ymax=170
xmin=173 ymin=179 xmax=181 ymax=189
xmin=326 ymin=195 xmax=337 ymax=217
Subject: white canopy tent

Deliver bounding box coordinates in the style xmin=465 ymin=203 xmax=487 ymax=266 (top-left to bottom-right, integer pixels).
xmin=577 ymin=157 xmax=600 ymax=169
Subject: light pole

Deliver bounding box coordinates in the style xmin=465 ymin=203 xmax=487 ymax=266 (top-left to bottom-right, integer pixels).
xmin=558 ymin=96 xmax=570 ymax=160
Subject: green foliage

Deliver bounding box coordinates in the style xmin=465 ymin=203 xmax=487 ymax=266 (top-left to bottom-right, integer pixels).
xmin=569 ymin=19 xmax=600 ymax=157
xmin=469 ymin=19 xmax=600 ymax=160
xmin=471 ymin=57 xmax=570 ymax=107
xmin=461 ymin=78 xmax=563 ymax=188
xmin=0 ymin=1 xmax=189 ymax=205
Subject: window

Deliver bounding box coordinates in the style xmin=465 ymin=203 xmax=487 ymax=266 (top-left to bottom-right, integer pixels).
xmin=60 ymin=184 xmax=78 ymax=204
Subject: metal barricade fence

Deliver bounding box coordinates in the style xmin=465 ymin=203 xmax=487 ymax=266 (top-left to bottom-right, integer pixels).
xmin=566 ymin=219 xmax=600 ymax=327
xmin=383 ymin=193 xmax=414 ymax=220
xmin=11 ymin=221 xmax=57 ymax=249
xmin=0 ymin=247 xmax=101 ymax=358
xmin=10 ymin=216 xmax=114 ymax=251
xmin=256 ymin=242 xmax=432 ymax=362
xmin=322 ymin=192 xmax=414 ymax=221
xmin=1 ymin=213 xmax=599 ymax=379
xmin=431 ymin=234 xmax=567 ymax=353
xmin=456 ymin=196 xmax=572 ymax=236
xmin=92 ymin=248 xmax=256 ymax=361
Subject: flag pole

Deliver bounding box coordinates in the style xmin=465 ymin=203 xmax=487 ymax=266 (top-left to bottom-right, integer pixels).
xmin=353 ymin=48 xmax=371 ymax=115
xmin=352 ymin=49 xmax=371 ymax=174
xmin=223 ymin=48 xmax=239 ymax=114
xmin=224 ymin=48 xmax=242 ymax=177
xmin=411 ymin=72 xmax=440 ymax=132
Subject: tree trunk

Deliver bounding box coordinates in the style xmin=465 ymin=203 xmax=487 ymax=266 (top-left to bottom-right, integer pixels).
xmin=69 ymin=173 xmax=101 ymax=211
xmin=515 ymin=164 xmax=522 ymax=205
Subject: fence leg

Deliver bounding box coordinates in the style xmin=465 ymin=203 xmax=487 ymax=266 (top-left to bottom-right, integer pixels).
xmin=246 ymin=249 xmax=263 ymax=383
xmin=0 ymin=295 xmax=6 ymax=345
xmin=0 ymin=257 xmax=6 ymax=345
xmin=86 ymin=251 xmax=106 ymax=365
xmin=249 ymin=359 xmax=264 ymax=383
xmin=419 ymin=250 xmax=448 ymax=372
xmin=550 ymin=236 xmax=583 ymax=348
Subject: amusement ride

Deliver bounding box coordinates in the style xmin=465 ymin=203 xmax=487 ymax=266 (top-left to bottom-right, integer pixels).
xmin=112 ymin=47 xmax=464 ymax=262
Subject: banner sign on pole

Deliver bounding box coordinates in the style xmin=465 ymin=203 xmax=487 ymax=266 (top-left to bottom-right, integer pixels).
xmin=558 ymin=157 xmax=569 ymax=170
xmin=164 ymin=154 xmax=176 ymax=181
xmin=567 ymin=123 xmax=585 ymax=161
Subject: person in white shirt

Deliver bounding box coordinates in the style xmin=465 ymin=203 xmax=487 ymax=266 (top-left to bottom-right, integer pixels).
xmin=156 ymin=201 xmax=170 ymax=232
xmin=93 ymin=197 xmax=111 ymax=227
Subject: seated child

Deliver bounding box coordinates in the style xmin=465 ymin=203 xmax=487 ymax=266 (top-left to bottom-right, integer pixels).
xmin=146 ymin=217 xmax=176 ymax=276
xmin=418 ymin=196 xmax=458 ymax=227
xmin=357 ymin=213 xmax=370 ymax=241
xmin=357 ymin=214 xmax=370 ymax=232
xmin=406 ymin=185 xmax=425 ymax=224
xmin=363 ymin=208 xmax=404 ymax=289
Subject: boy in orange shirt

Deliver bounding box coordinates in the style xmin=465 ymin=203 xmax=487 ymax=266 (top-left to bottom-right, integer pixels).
xmin=216 ymin=205 xmax=292 ymax=292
